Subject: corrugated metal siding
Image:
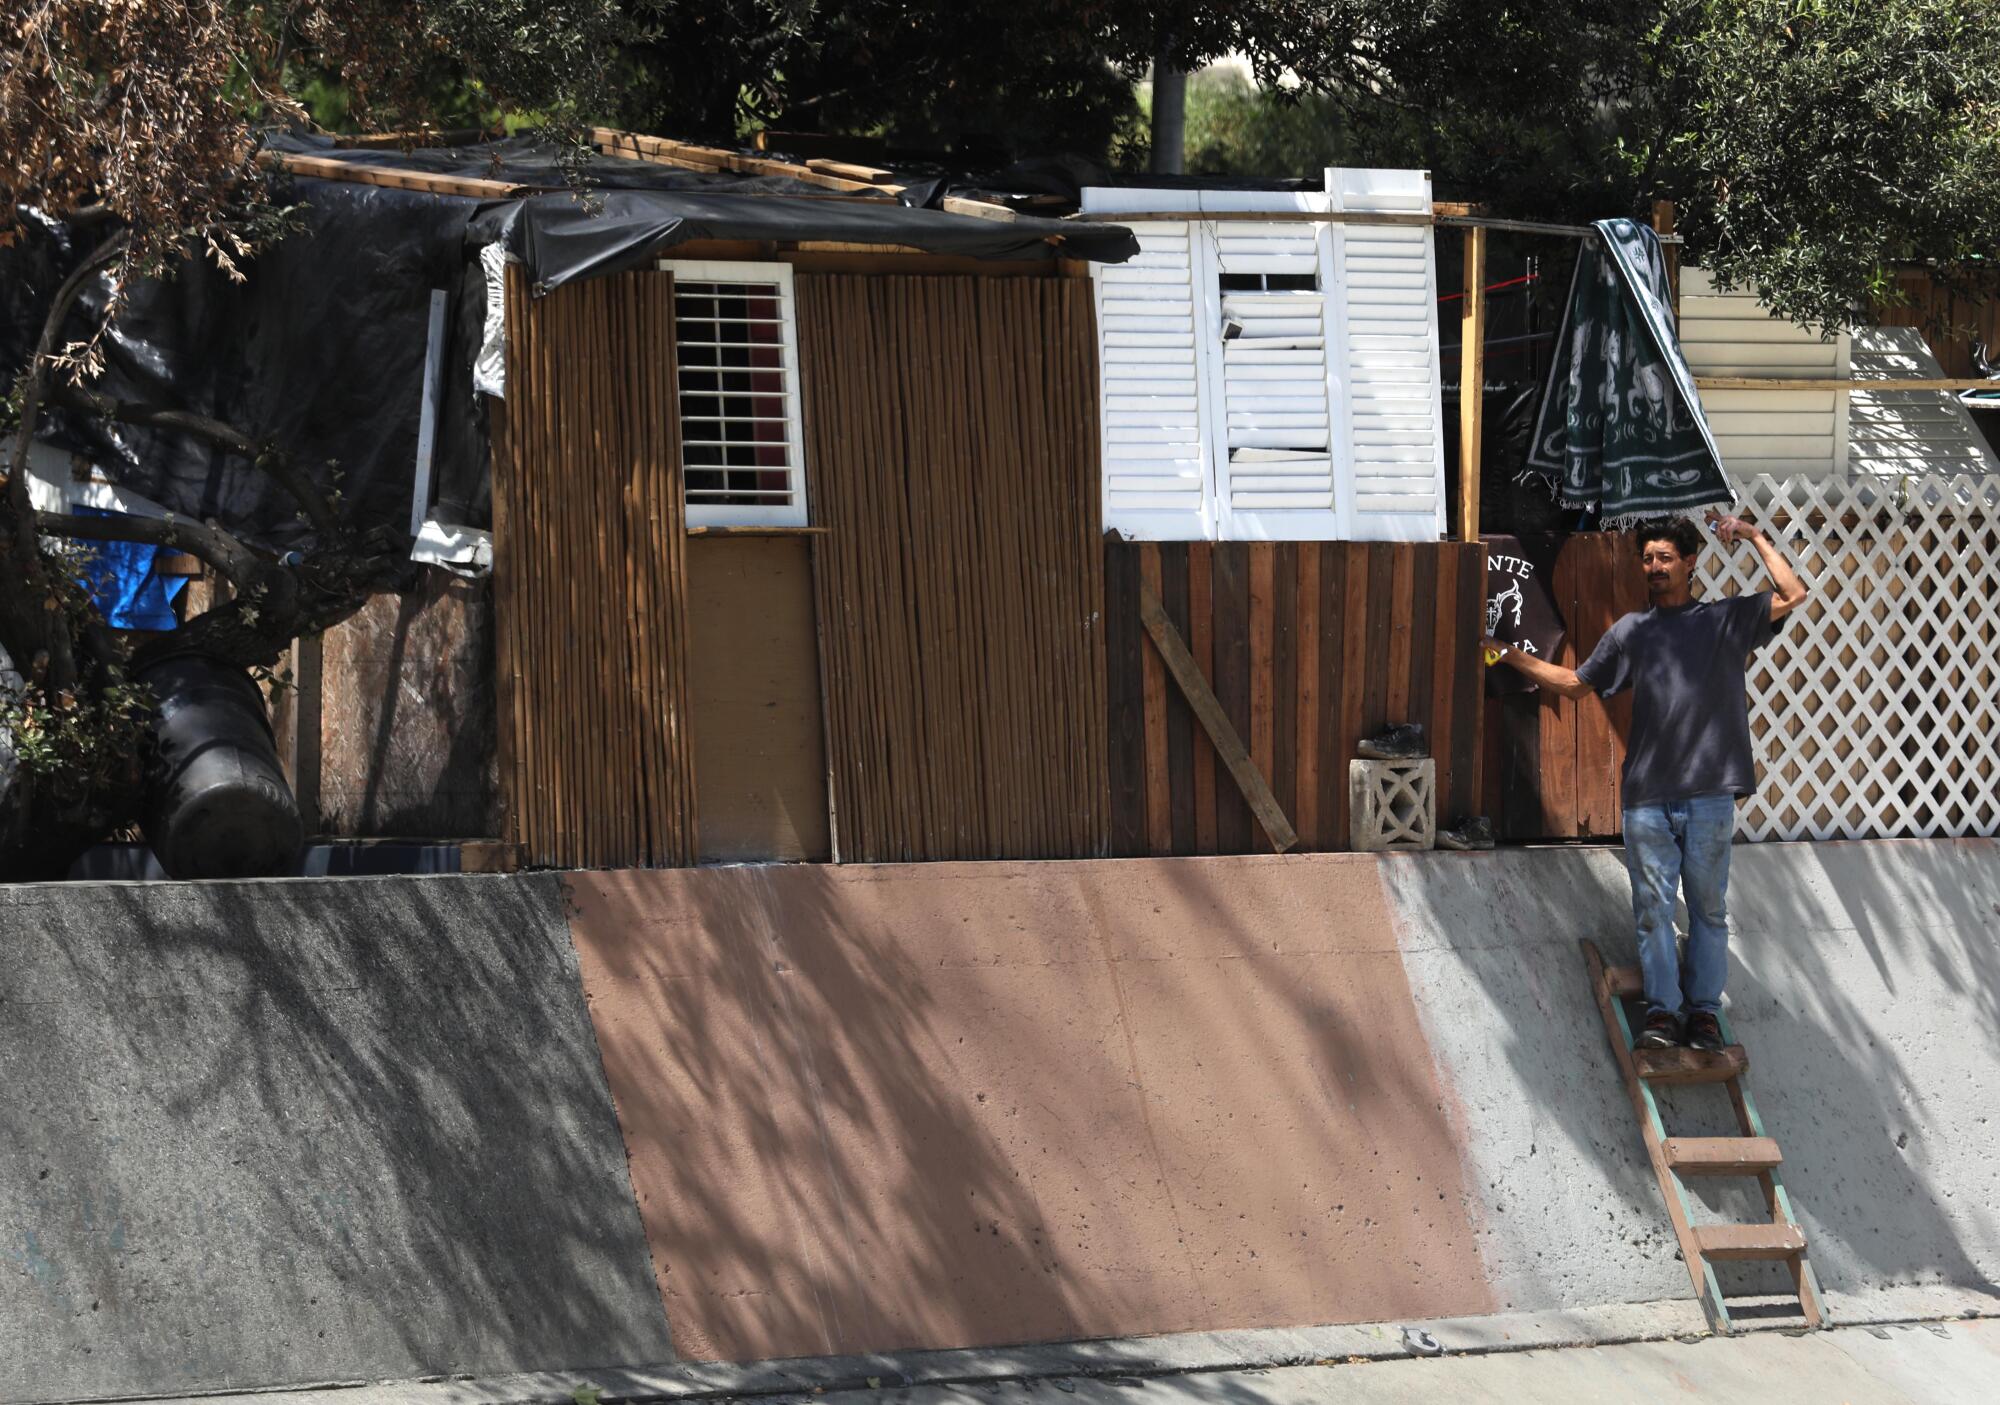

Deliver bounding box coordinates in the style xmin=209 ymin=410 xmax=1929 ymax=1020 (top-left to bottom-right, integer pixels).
xmin=1848 ymin=325 xmax=2000 ymax=477
xmin=1680 ymin=269 xmax=1850 ymax=479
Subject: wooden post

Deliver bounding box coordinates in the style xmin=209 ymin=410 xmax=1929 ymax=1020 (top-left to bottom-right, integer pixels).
xmin=1457 ymin=225 xmax=1487 ymax=543
xmin=290 ymin=632 xmax=323 ymax=837
xmin=1652 ymin=199 xmax=1679 ymax=318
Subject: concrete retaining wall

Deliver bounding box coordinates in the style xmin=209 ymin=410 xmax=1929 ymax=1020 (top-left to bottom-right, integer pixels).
xmin=4 ymin=840 xmax=1997 ymax=1399
xmin=0 ymin=876 xmax=671 ymax=1402
xmin=1384 ymin=839 xmax=2000 ymax=1314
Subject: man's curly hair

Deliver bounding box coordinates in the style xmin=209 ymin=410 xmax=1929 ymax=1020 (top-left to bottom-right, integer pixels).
xmin=1633 ymin=517 xmax=1705 ymax=559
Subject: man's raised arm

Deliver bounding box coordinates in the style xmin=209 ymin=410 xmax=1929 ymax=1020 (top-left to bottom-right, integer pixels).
xmin=1707 ymin=511 xmax=1809 ymax=621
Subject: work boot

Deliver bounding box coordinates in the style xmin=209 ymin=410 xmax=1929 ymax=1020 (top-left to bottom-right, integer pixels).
xmin=1357 ymin=722 xmax=1427 ymax=760
xmin=1436 ymin=815 xmax=1495 ymax=850
xmin=1686 ymin=1011 xmax=1726 ymax=1052
xmin=1636 ymin=1010 xmax=1680 ymax=1049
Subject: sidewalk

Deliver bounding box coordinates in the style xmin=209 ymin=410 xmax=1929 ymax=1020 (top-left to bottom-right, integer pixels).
xmin=795 ymin=1319 xmax=1997 ymax=1403
xmin=99 ymin=1304 xmax=1998 ymax=1405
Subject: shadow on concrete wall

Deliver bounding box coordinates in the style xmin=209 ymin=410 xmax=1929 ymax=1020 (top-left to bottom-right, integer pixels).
xmin=0 ymin=874 xmax=671 ymax=1402
xmin=571 ymin=856 xmax=1491 ymax=1364
xmin=1382 ymin=839 xmax=2000 ymax=1315
xmin=1703 ymin=840 xmax=2000 ymax=1301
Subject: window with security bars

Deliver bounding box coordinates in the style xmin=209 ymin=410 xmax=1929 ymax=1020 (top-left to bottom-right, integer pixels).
xmin=661 ymin=259 xmax=809 ymax=526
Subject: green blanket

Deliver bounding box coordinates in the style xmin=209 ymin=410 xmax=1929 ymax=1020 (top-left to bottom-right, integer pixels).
xmin=1521 ymin=219 xmax=1735 ymax=526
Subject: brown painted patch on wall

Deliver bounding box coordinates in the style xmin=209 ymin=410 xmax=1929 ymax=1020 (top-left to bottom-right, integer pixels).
xmin=687 ymin=537 xmax=830 ymax=862
xmin=312 ymin=576 xmax=500 ymax=838
xmin=566 ymin=856 xmax=1495 ymax=1363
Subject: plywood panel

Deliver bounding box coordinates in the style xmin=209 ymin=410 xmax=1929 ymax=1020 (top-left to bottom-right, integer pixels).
xmin=686 ymin=537 xmax=831 ymax=862
xmin=316 ymin=576 xmax=500 ymax=840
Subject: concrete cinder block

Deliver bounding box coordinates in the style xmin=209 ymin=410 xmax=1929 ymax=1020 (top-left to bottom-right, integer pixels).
xmin=1348 ymin=759 xmax=1436 ymax=851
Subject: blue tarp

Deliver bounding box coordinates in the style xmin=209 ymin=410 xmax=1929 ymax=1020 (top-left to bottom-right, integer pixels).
xmin=70 ymin=507 xmax=185 ymax=631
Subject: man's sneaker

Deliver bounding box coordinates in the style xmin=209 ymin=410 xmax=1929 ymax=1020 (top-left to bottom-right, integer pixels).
xmin=1636 ymin=1010 xmax=1680 ymax=1049
xmin=1357 ymin=722 xmax=1427 ymax=760
xmin=1436 ymin=815 xmax=1495 ymax=851
xmin=1686 ymin=1011 xmax=1726 ymax=1052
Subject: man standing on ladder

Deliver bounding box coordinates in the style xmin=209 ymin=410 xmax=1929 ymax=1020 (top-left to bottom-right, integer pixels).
xmin=1480 ymin=513 xmax=1809 ymax=1051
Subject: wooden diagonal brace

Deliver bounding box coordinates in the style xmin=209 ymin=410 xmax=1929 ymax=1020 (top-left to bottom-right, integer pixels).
xmin=1138 ymin=580 xmax=1299 ymax=854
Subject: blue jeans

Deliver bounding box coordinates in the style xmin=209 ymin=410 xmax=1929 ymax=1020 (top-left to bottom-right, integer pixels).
xmin=1621 ymin=793 xmax=1736 ymax=1019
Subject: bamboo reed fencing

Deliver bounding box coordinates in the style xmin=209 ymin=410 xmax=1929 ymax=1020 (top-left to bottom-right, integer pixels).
xmin=796 ymin=273 xmax=1109 ymax=862
xmin=490 ymin=267 xmax=698 ymax=868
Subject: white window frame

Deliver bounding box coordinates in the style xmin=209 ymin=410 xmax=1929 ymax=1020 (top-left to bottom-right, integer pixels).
xmin=657 ymin=258 xmax=811 ymax=527
xmin=1084 ymin=178 xmax=1446 ymax=543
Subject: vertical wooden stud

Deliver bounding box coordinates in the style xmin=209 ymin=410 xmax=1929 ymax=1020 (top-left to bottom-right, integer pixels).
xmin=1652 ymin=199 xmax=1680 ymax=319
xmin=1458 ymin=225 xmax=1488 ymax=543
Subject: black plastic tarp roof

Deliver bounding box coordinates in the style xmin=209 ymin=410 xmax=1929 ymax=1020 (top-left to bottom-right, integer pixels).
xmin=5 ymin=133 xmax=1138 ymax=552
xmin=266 ymin=132 xmax=1139 ymax=291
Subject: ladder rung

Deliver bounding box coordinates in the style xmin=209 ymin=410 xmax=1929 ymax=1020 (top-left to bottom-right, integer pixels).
xmin=1665 ymin=1136 xmax=1782 ymax=1175
xmin=1694 ymin=1223 xmax=1807 ymax=1261
xmin=1634 ymin=1044 xmax=1748 ymax=1084
xmin=1604 ymin=964 xmax=1644 ymax=997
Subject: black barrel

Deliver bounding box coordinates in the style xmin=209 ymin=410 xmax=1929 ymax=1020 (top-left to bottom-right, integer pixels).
xmin=139 ymin=655 xmax=303 ymax=879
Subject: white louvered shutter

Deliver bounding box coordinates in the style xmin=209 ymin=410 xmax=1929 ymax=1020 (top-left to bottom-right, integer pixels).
xmin=1093 ymin=220 xmax=1215 ymax=539
xmin=1208 ymin=221 xmax=1343 ymax=540
xmin=1328 ymin=169 xmax=1446 ymax=541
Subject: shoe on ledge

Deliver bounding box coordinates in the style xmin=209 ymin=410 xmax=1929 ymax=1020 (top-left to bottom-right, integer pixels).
xmin=1356 ymin=721 xmax=1428 ymax=760
xmin=1436 ymin=815 xmax=1495 ymax=851
xmin=1686 ymin=1011 xmax=1726 ymax=1052
xmin=1636 ymin=1009 xmax=1681 ymax=1049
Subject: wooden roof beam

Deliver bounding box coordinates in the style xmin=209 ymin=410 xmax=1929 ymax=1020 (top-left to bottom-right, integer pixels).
xmin=333 ymin=128 xmax=501 ymax=149
xmin=259 ymin=151 xmax=530 ymax=199
xmin=806 ymin=157 xmax=900 ymax=184
xmin=590 ymin=127 xmax=904 ymax=197
xmin=940 ymin=196 xmax=1020 ymax=223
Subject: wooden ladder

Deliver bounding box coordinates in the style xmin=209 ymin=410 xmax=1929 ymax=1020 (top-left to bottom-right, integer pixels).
xmin=1580 ymin=938 xmax=1825 ymax=1335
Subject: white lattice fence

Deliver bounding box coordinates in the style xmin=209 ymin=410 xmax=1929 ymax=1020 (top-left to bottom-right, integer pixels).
xmin=1698 ymin=473 xmax=2000 ymax=840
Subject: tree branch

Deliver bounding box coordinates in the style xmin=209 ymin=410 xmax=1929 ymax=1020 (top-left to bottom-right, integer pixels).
xmin=6 ymin=232 xmax=128 ymax=562
xmin=35 ymin=509 xmax=264 ymax=584
xmin=48 ymin=384 xmax=341 ymax=536
xmin=1 ymin=231 xmax=129 ymax=693
xmin=50 ymin=384 xmax=256 ymax=455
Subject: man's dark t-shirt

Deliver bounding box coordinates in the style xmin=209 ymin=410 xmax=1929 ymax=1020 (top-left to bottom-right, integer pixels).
xmin=1576 ymin=592 xmax=1783 ymax=809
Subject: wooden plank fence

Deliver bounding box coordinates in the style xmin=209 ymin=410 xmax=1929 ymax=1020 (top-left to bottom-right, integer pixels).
xmin=1877 ymin=271 xmax=2000 ymax=380
xmin=1106 ymin=540 xmax=1486 ymax=854
xmin=1481 ymin=532 xmax=1646 ymax=840
xmin=490 ymin=267 xmax=698 ymax=868
xmin=797 ymin=273 xmax=1110 ymax=862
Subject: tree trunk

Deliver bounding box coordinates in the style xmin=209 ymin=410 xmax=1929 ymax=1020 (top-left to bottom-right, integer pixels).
xmin=1150 ymin=54 xmax=1187 ymax=176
